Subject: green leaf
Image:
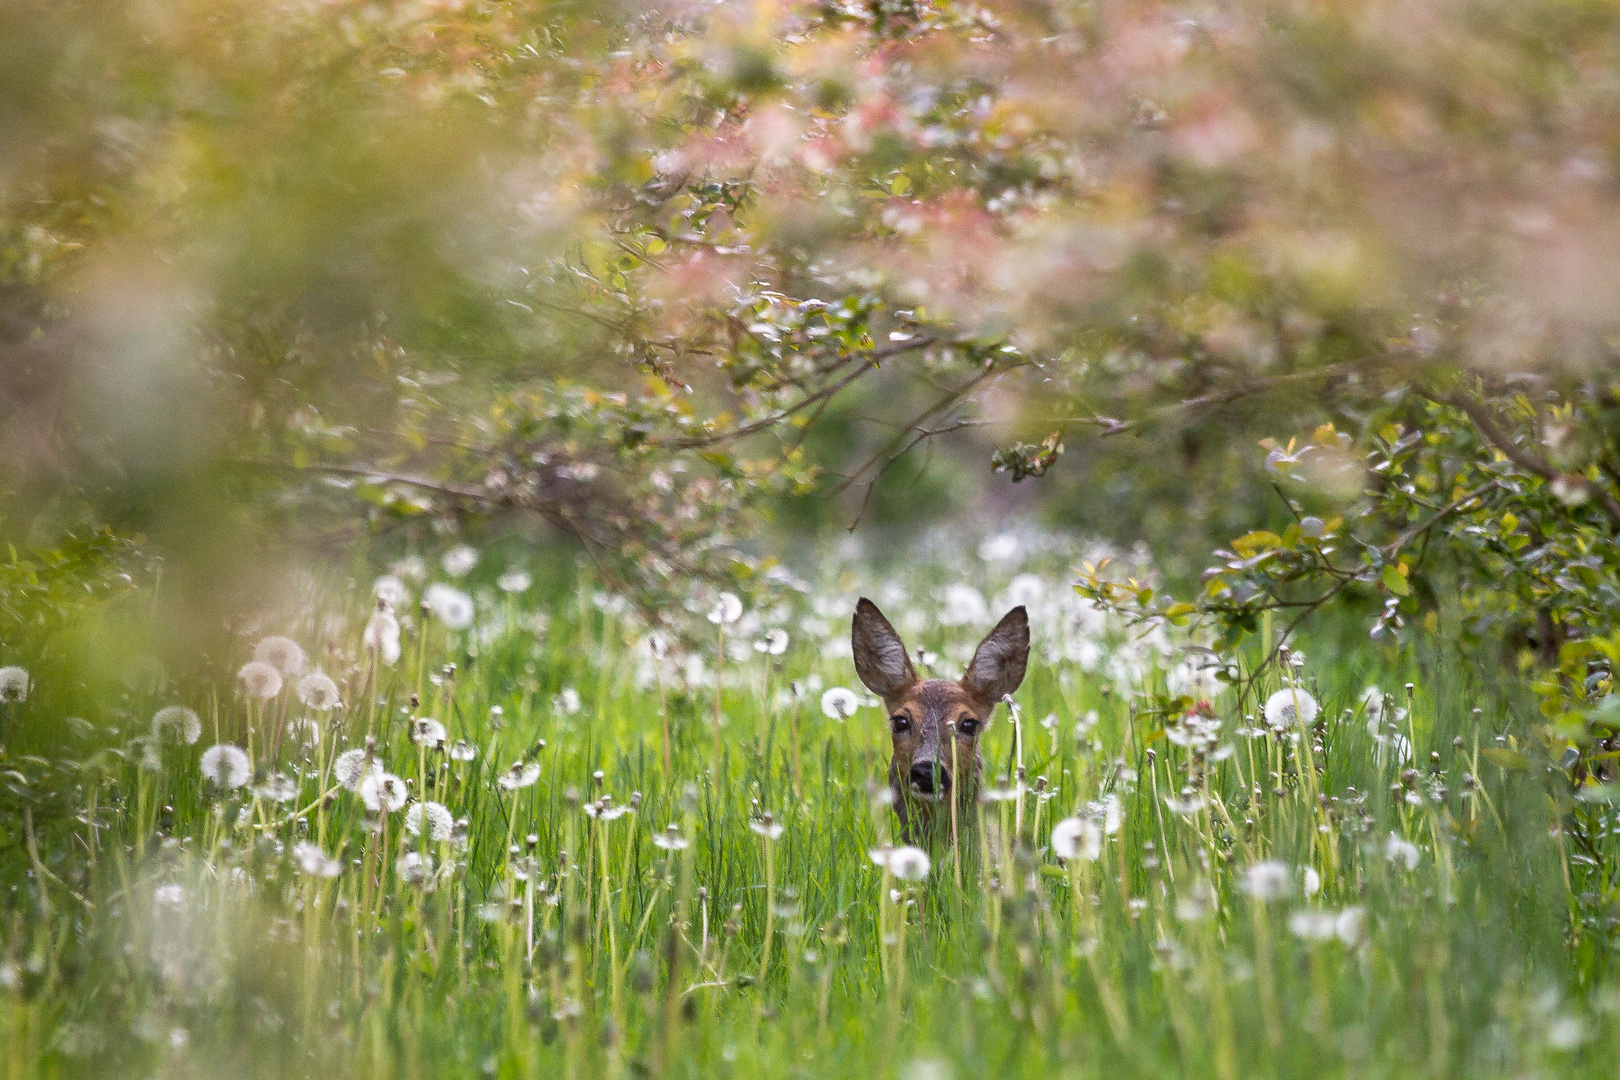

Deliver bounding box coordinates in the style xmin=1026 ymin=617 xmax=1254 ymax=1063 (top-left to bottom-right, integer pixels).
xmin=1381 ymin=564 xmax=1410 ymax=596
xmin=1480 ymin=747 xmax=1530 ymax=770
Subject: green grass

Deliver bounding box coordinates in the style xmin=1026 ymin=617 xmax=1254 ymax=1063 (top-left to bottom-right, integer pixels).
xmin=1 ymin=554 xmax=1617 ymax=1079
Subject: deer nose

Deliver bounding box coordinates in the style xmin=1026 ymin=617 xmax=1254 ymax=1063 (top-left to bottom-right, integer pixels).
xmin=908 ymin=761 xmax=950 ymax=794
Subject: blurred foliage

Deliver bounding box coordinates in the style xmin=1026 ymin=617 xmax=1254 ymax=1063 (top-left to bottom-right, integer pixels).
xmin=3 ymin=0 xmax=1620 ymax=745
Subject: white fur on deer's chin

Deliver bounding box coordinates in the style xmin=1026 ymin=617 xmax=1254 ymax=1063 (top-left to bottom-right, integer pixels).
xmin=907 ymin=786 xmax=947 ymax=803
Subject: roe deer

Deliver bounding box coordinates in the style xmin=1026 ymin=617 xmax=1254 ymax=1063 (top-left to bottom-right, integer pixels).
xmin=851 ymin=597 xmax=1029 ymax=842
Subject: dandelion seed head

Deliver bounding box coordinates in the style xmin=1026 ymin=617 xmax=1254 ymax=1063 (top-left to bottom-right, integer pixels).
xmin=364 ymin=610 xmax=402 ymax=665
xmin=253 ymin=773 xmax=299 ymax=802
xmin=423 ymin=583 xmax=474 ymax=630
xmin=449 ymin=739 xmax=477 ymax=762
xmin=498 ymin=761 xmax=541 ymax=790
xmin=653 ymin=824 xmax=690 ymax=851
xmin=1384 ymin=832 xmax=1421 ymax=870
xmin=1335 ymin=906 xmax=1366 ymax=944
xmin=253 ymin=636 xmax=306 ymax=677
xmin=411 ymin=716 xmax=447 ymax=748
xmin=293 ymin=841 xmax=343 ymax=878
xmin=552 ymin=687 xmax=581 ymax=715
xmin=373 ymin=574 xmax=410 ymax=609
xmin=151 ymin=705 xmax=201 ymax=744
xmin=1050 ymin=816 xmax=1102 ymax=861
xmin=889 ymin=845 xmax=930 ymax=881
xmin=404 ymin=800 xmax=455 ymax=841
xmin=820 ymin=687 xmax=859 ymax=720
xmin=396 ymin=851 xmax=436 ymax=884
xmin=200 ymin=744 xmax=252 ymax=789
xmin=441 ymin=545 xmax=479 ymax=578
xmin=360 ymin=771 xmax=408 ymax=813
xmin=750 ymin=813 xmax=784 ymax=840
xmin=708 ymin=592 xmax=743 ymax=625
xmin=0 ymin=666 xmax=28 ymax=703
xmin=1263 ymin=687 xmax=1318 ymax=730
xmin=237 ymin=660 xmax=283 ymax=700
xmin=1288 ymin=908 xmax=1340 ymax=942
xmin=1240 ymin=860 xmax=1292 ymax=901
xmin=755 ymin=629 xmax=789 ymax=655
xmin=296 ymin=671 xmax=341 ymax=711
xmin=497 ymin=569 xmax=532 ymax=593
xmin=334 ymin=747 xmax=383 ymax=791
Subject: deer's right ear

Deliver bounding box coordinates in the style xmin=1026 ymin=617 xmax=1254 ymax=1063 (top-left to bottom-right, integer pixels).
xmin=852 ymin=598 xmax=917 ymax=700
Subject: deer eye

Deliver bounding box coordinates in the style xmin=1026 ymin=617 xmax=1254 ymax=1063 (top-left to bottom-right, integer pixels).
xmin=957 ymin=716 xmax=980 ymax=736
xmin=890 ymin=714 xmax=911 ymax=734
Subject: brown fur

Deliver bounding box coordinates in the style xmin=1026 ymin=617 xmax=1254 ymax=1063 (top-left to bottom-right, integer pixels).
xmin=851 ymin=598 xmax=1030 ymax=842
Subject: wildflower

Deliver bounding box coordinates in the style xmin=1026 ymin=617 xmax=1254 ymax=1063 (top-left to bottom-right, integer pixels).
xmin=449 ymin=739 xmax=477 ymax=762
xmin=424 ymin=583 xmax=474 ymax=630
xmin=750 ymin=813 xmax=784 ymax=840
xmin=200 ymin=744 xmax=252 ymax=789
xmin=940 ymin=583 xmax=989 ymax=626
xmin=1384 ymin=832 xmax=1420 ymax=870
xmin=237 ymin=661 xmax=283 ymax=700
xmin=653 ymin=824 xmax=691 ymax=851
xmin=293 ymin=842 xmax=342 ymax=878
xmin=889 ymin=846 xmax=931 ymax=882
xmin=373 ymin=575 xmax=410 ymax=609
xmin=396 ymin=851 xmax=435 ymax=884
xmin=410 ymin=717 xmax=447 ymax=749
xmin=497 ymin=569 xmax=531 ymax=593
xmin=1240 ymin=860 xmax=1292 ymax=901
xmin=0 ymin=666 xmax=28 ymax=703
xmin=253 ymin=773 xmax=299 ymax=802
xmin=364 ymin=610 xmax=402 ymax=665
xmin=551 ymin=687 xmax=581 ymax=715
xmin=254 ymin=636 xmax=306 ymax=677
xmin=404 ymin=800 xmax=455 ymax=841
xmin=754 ymin=629 xmax=790 ymax=655
xmin=296 ymin=671 xmax=341 ymax=711
xmin=1050 ymin=816 xmax=1103 ymax=861
xmin=708 ymin=592 xmax=743 ymax=625
xmin=498 ymin=761 xmax=541 ymax=790
xmin=1288 ymin=908 xmax=1340 ymax=942
xmin=1335 ymin=906 xmax=1366 ymax=945
xmin=820 ymin=687 xmax=860 ymax=720
xmin=441 ymin=545 xmax=479 ymax=577
xmin=1263 ymin=687 xmax=1318 ymax=730
xmin=334 ymin=748 xmax=383 ymax=791
xmin=151 ymin=705 xmax=201 ymax=744
xmin=359 ymin=771 xmax=409 ymax=813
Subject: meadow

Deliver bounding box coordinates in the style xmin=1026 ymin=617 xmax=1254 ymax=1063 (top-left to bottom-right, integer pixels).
xmin=1 ymin=533 xmax=1616 ymax=1080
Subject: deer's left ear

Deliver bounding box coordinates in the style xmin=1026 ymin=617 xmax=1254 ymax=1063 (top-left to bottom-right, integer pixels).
xmin=962 ymin=606 xmax=1029 ymax=704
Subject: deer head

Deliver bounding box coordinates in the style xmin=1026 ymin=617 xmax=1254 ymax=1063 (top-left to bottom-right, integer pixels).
xmin=850 ymin=597 xmax=1029 ymax=841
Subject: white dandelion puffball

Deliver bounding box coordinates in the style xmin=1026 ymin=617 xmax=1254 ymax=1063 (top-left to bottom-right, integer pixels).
xmin=296 ymin=671 xmax=341 ymax=711
xmin=364 ymin=610 xmax=402 ymax=665
xmin=424 ymin=583 xmax=475 ymax=630
xmin=441 ymin=545 xmax=479 ymax=577
xmin=359 ymin=771 xmax=409 ymax=813
xmin=1302 ymin=865 xmax=1321 ymax=896
xmin=333 ymin=748 xmax=384 ymax=791
xmin=749 ymin=813 xmax=785 ymax=840
xmin=200 ymin=744 xmax=252 ymax=789
xmin=1006 ymin=572 xmax=1046 ymax=609
xmin=888 ymin=845 xmax=931 ymax=882
xmin=253 ymin=636 xmax=306 ymax=677
xmin=708 ymin=592 xmax=743 ymax=625
xmin=293 ymin=842 xmax=342 ymax=878
xmin=373 ymin=574 xmax=410 ymax=609
xmin=1240 ymin=860 xmax=1293 ymax=901
xmin=0 ymin=666 xmax=31 ymax=703
xmin=411 ymin=717 xmax=447 ymax=748
xmin=755 ymin=629 xmax=789 ymax=656
xmin=498 ymin=760 xmax=541 ymax=790
xmin=1335 ymin=906 xmax=1367 ymax=945
xmin=552 ymin=687 xmax=581 ymax=715
xmin=449 ymin=739 xmax=477 ymax=762
xmin=151 ymin=705 xmax=202 ymax=744
xmin=1288 ymin=908 xmax=1340 ymax=942
xmin=1384 ymin=832 xmax=1421 ymax=870
xmin=1263 ymin=687 xmax=1319 ymax=730
xmin=253 ymin=773 xmax=299 ymax=803
xmin=497 ymin=569 xmax=532 ymax=593
xmin=821 ymin=687 xmax=860 ymax=720
xmin=1050 ymin=816 xmax=1103 ymax=861
xmin=404 ymin=800 xmax=455 ymax=841
xmin=940 ymin=583 xmax=989 ymax=626
xmin=396 ymin=851 xmax=435 ymax=884
xmin=653 ymin=824 xmax=690 ymax=851
xmin=237 ymin=660 xmax=283 ymax=700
